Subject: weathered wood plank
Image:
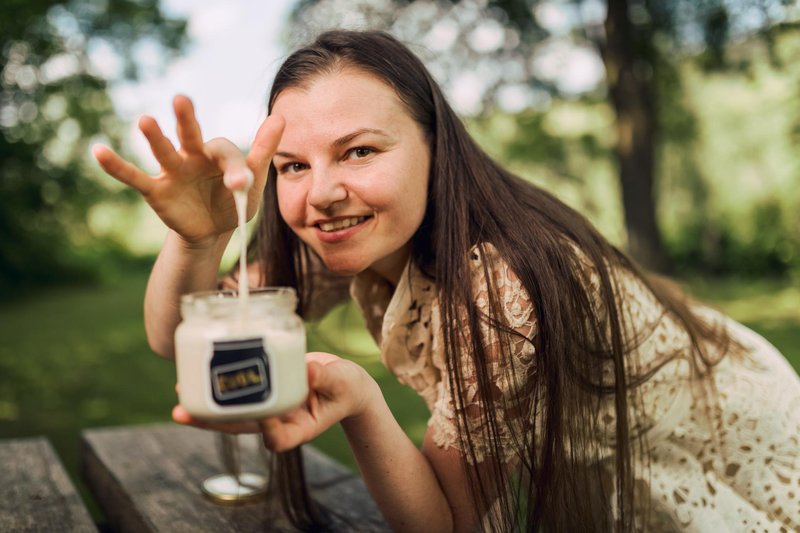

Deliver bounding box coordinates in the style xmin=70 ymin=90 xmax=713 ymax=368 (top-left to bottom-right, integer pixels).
xmin=0 ymin=437 xmax=97 ymax=533
xmin=81 ymin=423 xmax=389 ymax=532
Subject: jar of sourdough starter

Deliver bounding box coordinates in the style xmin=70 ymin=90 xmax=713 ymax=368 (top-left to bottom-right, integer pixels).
xmin=175 ymin=288 xmax=308 ymax=422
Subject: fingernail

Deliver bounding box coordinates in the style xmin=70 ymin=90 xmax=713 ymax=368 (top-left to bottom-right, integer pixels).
xmin=243 ymin=168 xmax=254 ymax=189
xmin=171 ymin=405 xmax=189 ymax=423
xmin=225 ymin=169 xmax=254 ymax=191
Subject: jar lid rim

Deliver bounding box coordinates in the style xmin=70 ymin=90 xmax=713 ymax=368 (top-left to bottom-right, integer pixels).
xmin=181 ymin=287 xmax=296 ymax=304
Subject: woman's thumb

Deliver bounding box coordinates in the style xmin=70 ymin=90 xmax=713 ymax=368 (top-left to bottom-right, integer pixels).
xmin=307 ymin=361 xmax=327 ymax=390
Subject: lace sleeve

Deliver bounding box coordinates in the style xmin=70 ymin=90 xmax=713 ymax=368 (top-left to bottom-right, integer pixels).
xmin=563 ymin=246 xmax=696 ymax=443
xmin=429 ymin=244 xmax=538 ymax=465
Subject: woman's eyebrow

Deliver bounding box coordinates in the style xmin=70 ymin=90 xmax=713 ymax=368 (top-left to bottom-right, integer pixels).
xmin=273 ymin=150 xmax=297 ymax=159
xmin=273 ymin=128 xmax=394 ymax=160
xmin=331 ymin=128 xmax=393 ymax=148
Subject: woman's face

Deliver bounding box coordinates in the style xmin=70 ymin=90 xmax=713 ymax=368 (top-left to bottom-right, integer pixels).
xmin=271 ymin=68 xmax=430 ymax=284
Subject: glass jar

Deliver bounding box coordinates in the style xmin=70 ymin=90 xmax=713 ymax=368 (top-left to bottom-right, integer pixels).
xmin=175 ymin=288 xmax=307 ymax=421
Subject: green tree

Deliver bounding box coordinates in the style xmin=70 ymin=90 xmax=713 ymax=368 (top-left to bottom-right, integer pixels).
xmin=290 ymin=0 xmax=797 ymax=272
xmin=0 ymin=0 xmax=187 ymax=293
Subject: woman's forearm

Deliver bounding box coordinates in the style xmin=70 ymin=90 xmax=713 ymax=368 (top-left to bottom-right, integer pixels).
xmin=341 ymin=397 xmax=454 ymax=532
xmin=144 ymin=229 xmax=233 ymax=358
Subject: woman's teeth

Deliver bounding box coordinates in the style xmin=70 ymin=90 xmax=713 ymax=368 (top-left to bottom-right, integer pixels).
xmin=319 ymin=216 xmax=368 ymax=232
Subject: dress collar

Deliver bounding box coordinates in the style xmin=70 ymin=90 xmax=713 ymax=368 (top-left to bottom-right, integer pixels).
xmin=350 ymin=259 xmax=412 ymax=347
xmin=350 ymin=257 xmax=435 ymax=352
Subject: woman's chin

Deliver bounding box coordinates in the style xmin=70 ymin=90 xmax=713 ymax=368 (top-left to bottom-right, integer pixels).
xmin=318 ymin=255 xmax=368 ymax=277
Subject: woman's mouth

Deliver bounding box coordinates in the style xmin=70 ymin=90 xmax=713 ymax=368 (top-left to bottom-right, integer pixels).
xmin=314 ymin=215 xmax=372 ymax=243
xmin=317 ymin=216 xmax=370 ymax=232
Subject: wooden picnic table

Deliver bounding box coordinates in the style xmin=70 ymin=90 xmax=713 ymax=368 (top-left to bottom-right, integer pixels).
xmin=80 ymin=423 xmax=390 ymax=532
xmin=0 ymin=437 xmax=96 ymax=532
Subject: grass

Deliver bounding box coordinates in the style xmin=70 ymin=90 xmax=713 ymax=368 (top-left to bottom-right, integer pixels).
xmin=0 ymin=273 xmax=176 ymax=519
xmin=0 ymin=272 xmax=797 ymax=515
xmin=681 ymin=276 xmax=800 ymax=370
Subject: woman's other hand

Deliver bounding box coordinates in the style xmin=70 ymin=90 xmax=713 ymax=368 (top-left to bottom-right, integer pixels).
xmin=92 ymin=95 xmax=284 ymax=248
xmin=172 ymin=352 xmax=380 ymax=452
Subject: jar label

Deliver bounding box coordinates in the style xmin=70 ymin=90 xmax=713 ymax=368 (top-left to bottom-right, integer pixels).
xmin=210 ymin=337 xmax=271 ymax=406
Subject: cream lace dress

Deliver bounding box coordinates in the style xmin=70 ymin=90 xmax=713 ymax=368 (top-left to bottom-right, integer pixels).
xmin=348 ymin=244 xmax=800 ymax=532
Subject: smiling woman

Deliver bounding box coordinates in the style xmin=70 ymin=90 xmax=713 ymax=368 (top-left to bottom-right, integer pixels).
xmin=272 ymin=69 xmax=430 ymax=281
xmin=93 ymin=30 xmax=800 ymax=533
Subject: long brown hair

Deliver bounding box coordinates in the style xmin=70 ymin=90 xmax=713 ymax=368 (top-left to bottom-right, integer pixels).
xmin=255 ymin=30 xmax=734 ymax=532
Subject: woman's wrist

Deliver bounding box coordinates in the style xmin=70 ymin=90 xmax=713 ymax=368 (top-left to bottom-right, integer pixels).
xmin=341 ymin=368 xmax=387 ymax=431
xmin=171 ymin=229 xmax=234 ymax=257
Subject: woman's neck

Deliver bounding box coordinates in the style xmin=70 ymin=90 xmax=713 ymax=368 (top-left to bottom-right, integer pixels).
xmin=367 ymin=245 xmax=411 ymax=287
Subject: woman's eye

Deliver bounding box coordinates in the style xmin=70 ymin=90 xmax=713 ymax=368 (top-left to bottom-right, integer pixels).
xmin=279 ymin=162 xmax=307 ymax=175
xmin=346 ymin=147 xmax=374 ymax=160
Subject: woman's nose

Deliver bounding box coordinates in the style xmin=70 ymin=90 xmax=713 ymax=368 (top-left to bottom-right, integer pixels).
xmin=307 ymin=167 xmax=348 ymax=210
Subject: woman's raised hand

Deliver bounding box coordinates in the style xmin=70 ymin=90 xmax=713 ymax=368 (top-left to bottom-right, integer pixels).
xmin=92 ymin=95 xmax=285 ymax=248
xmin=172 ymin=352 xmax=381 ymax=452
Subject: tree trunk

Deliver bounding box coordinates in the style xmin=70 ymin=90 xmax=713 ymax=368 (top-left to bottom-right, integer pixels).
xmin=601 ymin=0 xmax=671 ymax=272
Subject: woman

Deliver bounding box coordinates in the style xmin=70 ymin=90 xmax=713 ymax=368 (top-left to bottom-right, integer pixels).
xmin=94 ymin=30 xmax=800 ymax=532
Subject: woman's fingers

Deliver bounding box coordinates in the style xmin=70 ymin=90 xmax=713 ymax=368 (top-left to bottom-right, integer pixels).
xmin=306 ymin=354 xmax=349 ymax=394
xmin=307 ymin=361 xmax=327 ymax=391
xmin=306 ymin=351 xmax=342 ymax=366
xmin=204 ymin=137 xmax=253 ymax=190
xmin=259 ymin=418 xmax=287 ymax=449
xmin=172 ymin=405 xmax=262 ymax=434
xmin=172 ymin=402 xmax=306 ymax=451
xmin=92 ymin=144 xmax=153 ymax=195
xmin=138 ymin=115 xmax=182 ymax=172
xmin=173 ymin=95 xmax=204 ymax=153
xmin=247 ymin=114 xmax=286 ymax=186
xmin=259 ymin=414 xmax=312 ymax=452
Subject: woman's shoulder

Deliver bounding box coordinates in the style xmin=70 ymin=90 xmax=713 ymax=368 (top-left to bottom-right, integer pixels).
xmin=462 ymin=242 xmax=539 ymax=335
xmin=465 ymin=242 xmax=518 ymax=289
xmin=464 ymin=240 xmax=597 ymax=303
xmin=465 ymin=242 xmax=524 ymax=296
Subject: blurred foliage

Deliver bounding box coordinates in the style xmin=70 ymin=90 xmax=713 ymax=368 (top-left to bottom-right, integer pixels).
xmin=292 ymin=0 xmax=799 ymax=274
xmin=2 ymin=0 xmax=796 ymax=295
xmin=466 ymin=26 xmax=800 ymax=277
xmin=291 ymin=0 xmax=796 ymax=115
xmin=0 ymin=0 xmax=187 ymax=296
xmin=661 ymin=27 xmax=800 ymax=275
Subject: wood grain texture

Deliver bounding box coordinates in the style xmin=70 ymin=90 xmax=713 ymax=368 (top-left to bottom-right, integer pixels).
xmin=81 ymin=423 xmax=389 ymax=532
xmin=0 ymin=437 xmax=97 ymax=532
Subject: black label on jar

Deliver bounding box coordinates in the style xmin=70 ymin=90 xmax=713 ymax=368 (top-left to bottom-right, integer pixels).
xmin=210 ymin=337 xmax=271 ymax=406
